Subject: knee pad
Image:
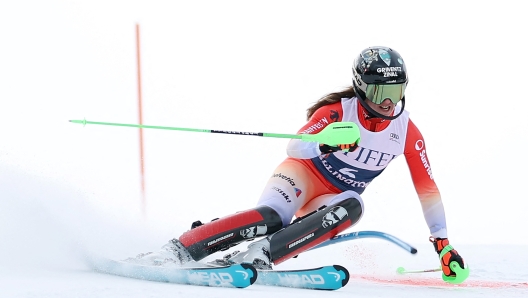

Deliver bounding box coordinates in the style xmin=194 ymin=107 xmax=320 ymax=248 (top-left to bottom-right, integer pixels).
xmin=179 ymin=206 xmax=283 ymax=261
xmin=267 ymin=197 xmax=363 ymax=265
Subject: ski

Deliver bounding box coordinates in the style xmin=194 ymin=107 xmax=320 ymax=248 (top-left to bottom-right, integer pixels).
xmin=311 ymin=230 xmax=418 ymax=254
xmin=87 ymin=256 xmax=257 ymax=288
xmin=85 ymin=229 xmax=411 ymax=290
xmin=255 ymin=265 xmax=350 ymax=290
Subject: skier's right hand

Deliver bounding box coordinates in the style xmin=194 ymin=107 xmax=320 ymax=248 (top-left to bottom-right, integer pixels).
xmin=319 ymin=142 xmax=358 ymax=154
xmin=430 ymin=237 xmax=469 ymax=283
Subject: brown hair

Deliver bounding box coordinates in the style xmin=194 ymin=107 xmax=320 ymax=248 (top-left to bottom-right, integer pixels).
xmin=306 ymin=86 xmax=356 ymax=120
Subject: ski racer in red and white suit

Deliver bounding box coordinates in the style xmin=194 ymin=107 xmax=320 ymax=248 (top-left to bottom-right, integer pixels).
xmin=257 ymin=97 xmax=447 ymax=239
xmin=134 ymin=46 xmax=466 ymax=282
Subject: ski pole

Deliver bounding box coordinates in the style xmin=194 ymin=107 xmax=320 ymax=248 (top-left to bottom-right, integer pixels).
xmin=396 ymin=266 xmax=441 ymax=274
xmin=69 ymin=119 xmax=361 ymax=148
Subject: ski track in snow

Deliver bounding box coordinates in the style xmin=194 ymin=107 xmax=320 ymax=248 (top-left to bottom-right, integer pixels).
xmin=1 ymin=167 xmax=527 ymax=298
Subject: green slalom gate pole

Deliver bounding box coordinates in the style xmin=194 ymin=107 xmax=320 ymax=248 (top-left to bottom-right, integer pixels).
xmin=69 ymin=119 xmax=361 ymax=149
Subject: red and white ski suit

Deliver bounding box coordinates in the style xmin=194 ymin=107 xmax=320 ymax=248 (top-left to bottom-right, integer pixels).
xmin=256 ymin=97 xmax=447 ymax=238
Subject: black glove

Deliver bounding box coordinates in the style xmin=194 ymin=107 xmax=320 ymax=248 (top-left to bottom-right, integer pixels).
xmin=319 ymin=142 xmax=358 ymax=154
xmin=430 ymin=237 xmax=469 ymax=283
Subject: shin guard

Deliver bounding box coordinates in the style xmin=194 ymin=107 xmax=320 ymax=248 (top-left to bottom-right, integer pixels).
xmin=268 ymin=197 xmax=362 ymax=265
xmin=179 ymin=206 xmax=282 ymax=261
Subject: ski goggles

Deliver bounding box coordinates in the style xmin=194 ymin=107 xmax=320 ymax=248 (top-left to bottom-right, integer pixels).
xmin=365 ymin=83 xmax=406 ymax=105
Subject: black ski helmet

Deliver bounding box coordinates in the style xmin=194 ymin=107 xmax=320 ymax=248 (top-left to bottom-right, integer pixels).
xmin=352 ymin=46 xmax=408 ymax=120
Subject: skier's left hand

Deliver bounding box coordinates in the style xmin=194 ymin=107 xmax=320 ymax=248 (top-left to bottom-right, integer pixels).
xmin=430 ymin=237 xmax=469 ymax=283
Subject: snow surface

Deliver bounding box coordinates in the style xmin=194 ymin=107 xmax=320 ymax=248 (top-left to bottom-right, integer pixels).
xmin=1 ymin=166 xmax=527 ymax=298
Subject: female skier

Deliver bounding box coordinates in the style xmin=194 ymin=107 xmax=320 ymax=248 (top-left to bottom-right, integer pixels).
xmin=131 ymin=46 xmax=466 ymax=280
